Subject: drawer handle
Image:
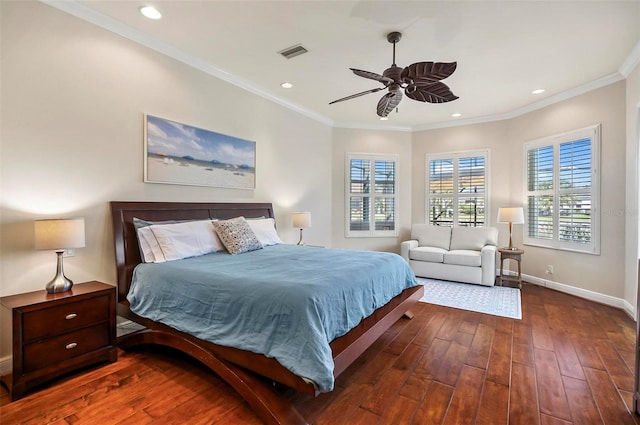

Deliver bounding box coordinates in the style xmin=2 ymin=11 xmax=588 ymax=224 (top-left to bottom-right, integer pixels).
xmin=65 ymin=342 xmax=78 ymax=350
xmin=65 ymin=313 xmax=77 ymax=320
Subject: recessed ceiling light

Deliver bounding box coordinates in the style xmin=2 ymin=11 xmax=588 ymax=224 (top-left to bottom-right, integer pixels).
xmin=380 ymin=117 xmax=389 ymax=121
xmin=531 ymin=88 xmax=545 ymax=95
xmin=451 ymin=113 xmax=462 ymax=118
xmin=139 ymin=5 xmax=162 ymax=20
xmin=280 ymin=82 xmax=293 ymax=89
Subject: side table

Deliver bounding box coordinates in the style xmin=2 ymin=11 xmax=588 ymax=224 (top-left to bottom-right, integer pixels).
xmin=498 ymin=248 xmax=524 ymax=288
xmin=0 ymin=281 xmax=117 ymax=400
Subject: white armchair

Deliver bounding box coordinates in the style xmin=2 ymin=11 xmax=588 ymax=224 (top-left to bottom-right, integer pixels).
xmin=401 ymin=224 xmax=498 ymax=286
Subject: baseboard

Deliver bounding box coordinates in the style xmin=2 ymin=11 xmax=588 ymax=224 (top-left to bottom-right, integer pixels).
xmin=522 ymin=273 xmax=636 ymax=319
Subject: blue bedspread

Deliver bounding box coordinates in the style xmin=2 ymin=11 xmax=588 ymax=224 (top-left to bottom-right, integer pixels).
xmin=128 ymin=244 xmax=418 ymax=392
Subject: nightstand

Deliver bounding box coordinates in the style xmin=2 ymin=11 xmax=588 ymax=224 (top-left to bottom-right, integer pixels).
xmin=0 ymin=281 xmax=117 ymax=400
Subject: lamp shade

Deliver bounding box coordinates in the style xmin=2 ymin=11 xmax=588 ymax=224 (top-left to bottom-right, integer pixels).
xmin=35 ymin=218 xmax=86 ymax=250
xmin=292 ymin=212 xmax=311 ymax=229
xmin=497 ymin=207 xmax=524 ymax=224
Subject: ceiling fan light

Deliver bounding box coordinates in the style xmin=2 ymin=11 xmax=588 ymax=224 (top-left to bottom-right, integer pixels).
xmin=280 ymin=82 xmax=293 ymax=89
xmin=531 ymin=88 xmax=545 ymax=94
xmin=452 ymin=113 xmax=462 ymax=118
xmin=380 ymin=117 xmax=389 ymax=121
xmin=139 ymin=5 xmax=162 ymax=20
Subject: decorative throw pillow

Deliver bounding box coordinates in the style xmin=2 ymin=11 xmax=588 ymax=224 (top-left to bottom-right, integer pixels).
xmin=213 ymin=217 xmax=263 ymax=255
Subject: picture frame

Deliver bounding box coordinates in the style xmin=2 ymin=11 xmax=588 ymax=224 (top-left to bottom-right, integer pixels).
xmin=144 ymin=114 xmax=256 ymax=190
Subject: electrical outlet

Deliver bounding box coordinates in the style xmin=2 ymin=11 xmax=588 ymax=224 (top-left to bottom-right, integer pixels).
xmin=546 ymin=264 xmax=553 ymax=274
xmin=63 ymin=248 xmax=75 ymax=257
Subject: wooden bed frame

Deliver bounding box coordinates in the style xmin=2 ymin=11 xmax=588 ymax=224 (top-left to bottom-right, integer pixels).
xmin=110 ymin=201 xmax=423 ymax=425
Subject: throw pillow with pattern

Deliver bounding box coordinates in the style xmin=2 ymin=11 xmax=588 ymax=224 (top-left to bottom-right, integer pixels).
xmin=212 ymin=216 xmax=263 ymax=255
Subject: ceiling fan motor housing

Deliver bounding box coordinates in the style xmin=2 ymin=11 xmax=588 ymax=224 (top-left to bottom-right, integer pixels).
xmin=383 ymin=66 xmax=403 ymax=87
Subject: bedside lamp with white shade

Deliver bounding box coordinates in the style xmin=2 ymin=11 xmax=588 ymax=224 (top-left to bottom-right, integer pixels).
xmin=292 ymin=212 xmax=311 ymax=245
xmin=34 ymin=218 xmax=85 ymax=293
xmin=497 ymin=207 xmax=524 ymax=250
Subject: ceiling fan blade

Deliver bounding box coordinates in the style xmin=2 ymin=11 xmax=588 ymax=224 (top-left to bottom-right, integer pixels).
xmin=329 ymin=87 xmax=385 ymax=105
xmin=405 ymin=82 xmax=458 ymax=103
xmin=401 ymin=62 xmax=457 ymax=84
xmin=377 ymin=89 xmax=403 ymax=117
xmin=350 ymin=68 xmax=394 ymax=85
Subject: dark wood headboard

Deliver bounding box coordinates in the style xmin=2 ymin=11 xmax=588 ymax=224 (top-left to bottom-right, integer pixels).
xmin=110 ymin=201 xmax=275 ymax=302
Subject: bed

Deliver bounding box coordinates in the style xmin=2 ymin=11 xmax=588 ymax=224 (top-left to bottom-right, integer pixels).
xmin=110 ymin=201 xmax=423 ymax=425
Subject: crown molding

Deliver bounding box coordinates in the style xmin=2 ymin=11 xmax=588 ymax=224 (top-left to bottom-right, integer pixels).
xmin=40 ymin=0 xmax=334 ymax=127
xmin=332 ymin=121 xmax=412 ymax=132
xmin=619 ymin=39 xmax=640 ymax=78
xmin=41 ymin=1 xmax=638 ymax=133
xmin=412 ymin=72 xmax=626 ymax=132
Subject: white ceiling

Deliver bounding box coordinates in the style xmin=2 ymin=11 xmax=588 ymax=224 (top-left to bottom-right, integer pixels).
xmin=54 ymin=0 xmax=640 ymax=130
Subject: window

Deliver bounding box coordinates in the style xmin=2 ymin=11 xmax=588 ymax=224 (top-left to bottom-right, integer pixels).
xmin=426 ymin=150 xmax=489 ymax=227
xmin=524 ymin=125 xmax=600 ymax=254
xmin=346 ymin=153 xmax=398 ymax=237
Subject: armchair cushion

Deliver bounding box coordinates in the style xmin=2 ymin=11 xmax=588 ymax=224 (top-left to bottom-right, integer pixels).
xmin=444 ymin=250 xmax=482 ymax=267
xmin=411 ymin=224 xmax=451 ymax=250
xmin=450 ymin=226 xmax=498 ymax=251
xmin=410 ymin=246 xmax=447 ymax=263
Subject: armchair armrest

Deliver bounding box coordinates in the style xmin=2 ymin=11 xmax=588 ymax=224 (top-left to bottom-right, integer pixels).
xmin=480 ymin=245 xmax=497 ymax=285
xmin=400 ymin=240 xmax=418 ymax=263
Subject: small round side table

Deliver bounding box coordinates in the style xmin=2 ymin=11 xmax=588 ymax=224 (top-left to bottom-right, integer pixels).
xmin=498 ymin=248 xmax=524 ymax=289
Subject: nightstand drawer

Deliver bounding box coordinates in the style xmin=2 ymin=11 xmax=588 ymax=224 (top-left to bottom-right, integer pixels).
xmin=22 ymin=295 xmax=110 ymax=341
xmin=23 ymin=323 xmax=111 ymax=372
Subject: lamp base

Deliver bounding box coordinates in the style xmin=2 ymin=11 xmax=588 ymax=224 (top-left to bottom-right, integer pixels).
xmin=45 ymin=251 xmax=74 ymax=293
xmin=45 ymin=275 xmax=74 ymax=293
xmin=297 ymin=228 xmax=305 ymax=246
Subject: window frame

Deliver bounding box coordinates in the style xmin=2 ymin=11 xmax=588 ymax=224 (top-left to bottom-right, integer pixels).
xmin=425 ymin=149 xmax=490 ymax=227
xmin=345 ymin=152 xmax=399 ymax=238
xmin=523 ymin=124 xmax=601 ymax=254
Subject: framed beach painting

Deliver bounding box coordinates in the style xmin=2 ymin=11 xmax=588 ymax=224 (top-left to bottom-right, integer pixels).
xmin=144 ymin=114 xmax=256 ymax=190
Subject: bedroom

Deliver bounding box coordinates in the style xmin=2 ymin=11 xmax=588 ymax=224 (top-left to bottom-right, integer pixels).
xmin=1 ymin=0 xmax=639 ymax=424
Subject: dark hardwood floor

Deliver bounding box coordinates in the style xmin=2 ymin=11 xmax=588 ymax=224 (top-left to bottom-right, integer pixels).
xmin=1 ymin=283 xmax=638 ymax=424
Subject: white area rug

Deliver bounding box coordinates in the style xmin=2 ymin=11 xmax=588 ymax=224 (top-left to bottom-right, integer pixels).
xmin=417 ymin=277 xmax=522 ymax=320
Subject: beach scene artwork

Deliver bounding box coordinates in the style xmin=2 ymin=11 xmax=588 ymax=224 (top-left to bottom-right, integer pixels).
xmin=144 ymin=115 xmax=256 ymax=189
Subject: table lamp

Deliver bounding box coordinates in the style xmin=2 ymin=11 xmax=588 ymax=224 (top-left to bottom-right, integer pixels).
xmin=292 ymin=212 xmax=311 ymax=245
xmin=497 ymin=207 xmax=524 ymax=250
xmin=34 ymin=218 xmax=86 ymax=293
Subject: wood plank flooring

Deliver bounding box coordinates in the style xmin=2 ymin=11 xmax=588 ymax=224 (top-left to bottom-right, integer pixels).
xmin=1 ymin=283 xmax=637 ymax=424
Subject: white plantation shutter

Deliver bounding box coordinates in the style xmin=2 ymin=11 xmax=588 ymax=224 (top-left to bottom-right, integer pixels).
xmin=526 ymin=145 xmax=554 ymax=240
xmin=426 ymin=150 xmax=489 ymax=227
xmin=523 ymin=125 xmax=600 ymax=254
xmin=346 ymin=153 xmax=399 ymax=237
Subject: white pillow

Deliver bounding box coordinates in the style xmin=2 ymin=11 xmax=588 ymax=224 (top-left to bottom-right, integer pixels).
xmin=136 ymin=226 xmax=166 ymax=263
xmin=247 ymin=218 xmax=283 ymax=246
xmin=149 ymin=220 xmax=224 ymax=262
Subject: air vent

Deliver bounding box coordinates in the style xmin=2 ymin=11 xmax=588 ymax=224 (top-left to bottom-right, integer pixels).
xmin=278 ymin=44 xmax=308 ymax=59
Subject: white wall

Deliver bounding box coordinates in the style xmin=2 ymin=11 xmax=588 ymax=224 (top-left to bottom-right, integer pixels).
xmin=331 ymin=128 xmax=412 ymax=253
xmin=0 ymin=1 xmax=333 ymax=297
xmin=412 ymin=82 xmax=627 ymax=302
xmin=507 ymin=82 xmax=627 ymax=299
xmin=411 ymin=120 xmax=511 ymax=233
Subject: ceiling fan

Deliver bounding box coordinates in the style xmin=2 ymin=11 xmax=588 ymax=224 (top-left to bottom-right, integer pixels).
xmin=329 ymin=31 xmax=459 ymax=118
